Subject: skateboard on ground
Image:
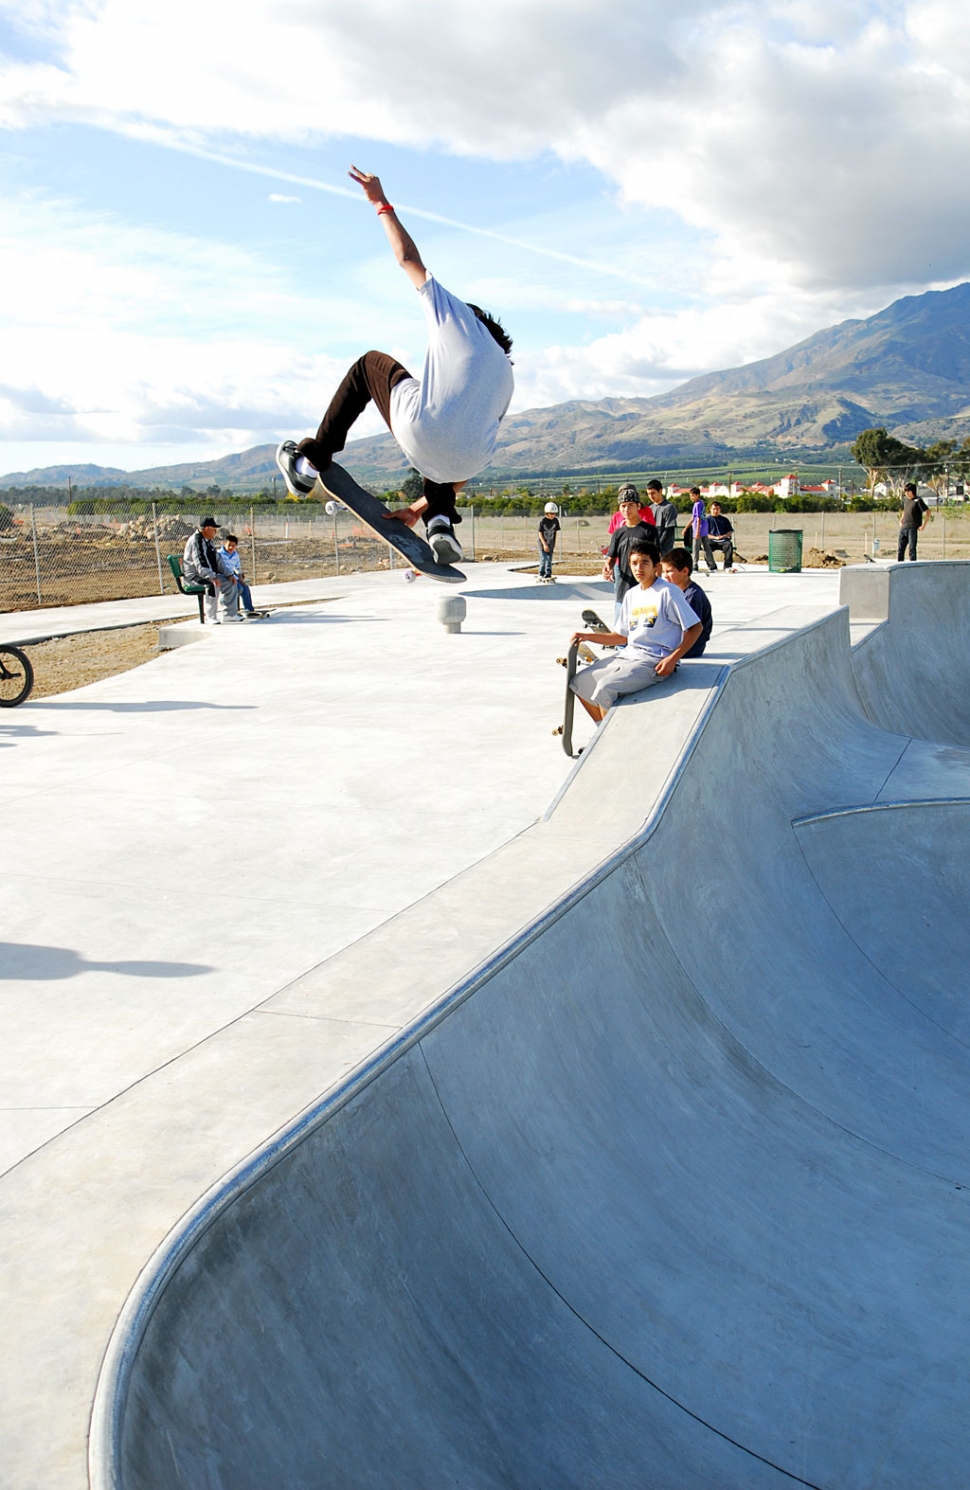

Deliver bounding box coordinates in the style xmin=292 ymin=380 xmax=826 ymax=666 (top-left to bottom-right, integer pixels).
xmin=317 ymin=463 xmax=466 ymax=584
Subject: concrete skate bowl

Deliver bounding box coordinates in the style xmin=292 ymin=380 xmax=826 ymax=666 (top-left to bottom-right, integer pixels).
xmin=97 ymin=567 xmax=970 ymax=1490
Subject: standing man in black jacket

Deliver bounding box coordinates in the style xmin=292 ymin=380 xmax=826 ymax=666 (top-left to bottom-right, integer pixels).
xmin=649 ymin=480 xmax=678 ymax=557
xmin=897 ymin=482 xmax=928 ymax=560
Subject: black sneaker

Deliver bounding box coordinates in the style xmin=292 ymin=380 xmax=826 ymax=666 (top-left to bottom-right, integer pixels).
xmin=275 ymin=440 xmax=315 ymax=498
xmin=426 ymin=515 xmax=463 ymax=565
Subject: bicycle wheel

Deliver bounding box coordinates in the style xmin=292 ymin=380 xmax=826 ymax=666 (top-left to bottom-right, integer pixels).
xmin=0 ymin=645 xmax=34 ymax=707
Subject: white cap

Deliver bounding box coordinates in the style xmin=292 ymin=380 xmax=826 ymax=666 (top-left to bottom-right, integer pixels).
xmin=544 ymin=501 xmax=558 ymax=514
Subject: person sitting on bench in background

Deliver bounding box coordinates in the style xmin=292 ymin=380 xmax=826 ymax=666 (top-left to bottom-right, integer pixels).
xmin=220 ymin=534 xmax=258 ymax=619
xmin=182 ymin=517 xmax=240 ymax=624
xmin=706 ymin=502 xmax=736 ymax=572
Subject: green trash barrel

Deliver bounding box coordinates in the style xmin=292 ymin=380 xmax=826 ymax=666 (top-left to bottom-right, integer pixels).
xmin=768 ymin=529 xmax=803 ymax=574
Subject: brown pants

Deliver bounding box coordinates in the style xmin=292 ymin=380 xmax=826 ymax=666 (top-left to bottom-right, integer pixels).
xmin=298 ymin=351 xmax=460 ymax=525
xmin=297 ymin=351 xmax=410 ymax=470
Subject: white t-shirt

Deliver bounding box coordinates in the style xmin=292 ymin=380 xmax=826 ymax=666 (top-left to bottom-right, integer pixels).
xmin=389 ymin=275 xmax=514 ymax=484
xmin=618 ymin=579 xmax=700 ymax=661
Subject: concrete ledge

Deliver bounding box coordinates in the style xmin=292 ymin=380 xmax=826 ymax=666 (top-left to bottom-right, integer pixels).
xmin=157 ymin=623 xmax=206 ymax=650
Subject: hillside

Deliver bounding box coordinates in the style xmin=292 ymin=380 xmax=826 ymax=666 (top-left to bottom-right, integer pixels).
xmin=5 ymin=282 xmax=970 ymax=490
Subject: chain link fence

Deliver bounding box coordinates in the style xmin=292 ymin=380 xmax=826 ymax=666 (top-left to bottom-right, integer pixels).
xmin=467 ymin=508 xmax=970 ymax=568
xmin=0 ymin=500 xmax=477 ymax=613
xmin=2 ymin=498 xmax=967 ymax=613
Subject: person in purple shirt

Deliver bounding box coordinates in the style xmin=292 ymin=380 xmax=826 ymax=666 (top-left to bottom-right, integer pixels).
xmin=689 ymin=486 xmax=718 ymax=576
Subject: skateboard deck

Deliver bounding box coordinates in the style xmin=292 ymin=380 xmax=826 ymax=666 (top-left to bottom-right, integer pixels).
xmin=552 ymin=640 xmax=581 ymax=758
xmin=317 ymin=463 xmax=466 ymax=584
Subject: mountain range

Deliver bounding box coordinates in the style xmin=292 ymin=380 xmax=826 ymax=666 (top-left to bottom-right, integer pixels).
xmin=5 ymin=282 xmax=970 ymax=491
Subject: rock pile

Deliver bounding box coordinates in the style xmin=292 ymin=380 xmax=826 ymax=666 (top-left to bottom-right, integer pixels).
xmin=115 ymin=514 xmax=196 ymax=542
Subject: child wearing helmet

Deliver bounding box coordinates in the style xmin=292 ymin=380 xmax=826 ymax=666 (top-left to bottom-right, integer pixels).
xmin=538 ymin=501 xmax=561 ymax=583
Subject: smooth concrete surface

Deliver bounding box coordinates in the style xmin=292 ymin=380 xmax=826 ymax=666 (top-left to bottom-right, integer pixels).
xmin=0 ymin=574 xmax=357 ymax=645
xmin=3 ymin=559 xmax=957 ymax=1488
xmin=97 ymin=561 xmax=970 ymax=1490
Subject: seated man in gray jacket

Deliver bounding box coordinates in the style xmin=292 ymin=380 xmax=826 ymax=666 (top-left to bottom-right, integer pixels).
xmin=182 ymin=517 xmax=240 ymax=624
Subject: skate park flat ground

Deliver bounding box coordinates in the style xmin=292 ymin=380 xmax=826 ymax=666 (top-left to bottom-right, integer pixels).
xmin=2 ymin=558 xmax=966 ymax=1488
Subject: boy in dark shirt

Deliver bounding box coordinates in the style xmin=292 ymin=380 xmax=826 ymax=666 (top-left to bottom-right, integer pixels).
xmin=604 ymin=494 xmax=654 ymax=618
xmin=707 ymin=501 xmax=736 ymax=571
xmin=661 ymin=547 xmax=713 ymax=657
xmin=537 ymin=502 xmax=561 ymax=582
xmin=898 ymin=481 xmax=928 ymax=560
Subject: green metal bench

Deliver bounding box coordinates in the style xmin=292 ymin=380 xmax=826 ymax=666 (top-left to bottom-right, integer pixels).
xmin=167 ymin=554 xmax=208 ymax=623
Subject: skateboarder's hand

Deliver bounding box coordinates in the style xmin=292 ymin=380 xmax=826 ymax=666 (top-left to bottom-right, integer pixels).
xmin=349 ymin=165 xmax=387 ymax=206
xmin=655 ymin=655 xmax=677 ymax=678
xmin=384 ymin=507 xmax=420 ymax=529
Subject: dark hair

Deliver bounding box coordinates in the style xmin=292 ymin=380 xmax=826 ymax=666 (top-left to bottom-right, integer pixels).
xmin=224 ymin=532 xmax=238 ymax=544
xmin=646 ymin=479 xmax=663 ymax=492
xmin=904 ymin=482 xmax=917 ymax=494
xmin=467 ymin=304 xmax=513 ymax=355
xmin=689 ymin=486 xmax=702 ymax=497
xmin=665 ymin=546 xmax=693 ymax=574
xmin=629 ymin=539 xmax=661 ymax=565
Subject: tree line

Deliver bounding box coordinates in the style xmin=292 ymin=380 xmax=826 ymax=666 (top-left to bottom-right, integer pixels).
xmin=849 ymin=429 xmax=970 ymax=499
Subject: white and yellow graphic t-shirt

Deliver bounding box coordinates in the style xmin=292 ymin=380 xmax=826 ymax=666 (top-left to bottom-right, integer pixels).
xmin=619 ymin=580 xmax=700 ymax=662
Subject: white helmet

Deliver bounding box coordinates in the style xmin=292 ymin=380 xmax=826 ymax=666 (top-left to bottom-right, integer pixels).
xmin=544 ymin=501 xmax=559 ymax=514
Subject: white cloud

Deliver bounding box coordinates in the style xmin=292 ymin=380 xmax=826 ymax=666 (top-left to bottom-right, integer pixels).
xmin=2 ymin=0 xmax=969 ymax=469
xmin=0 ymin=192 xmax=391 ymax=455
xmin=2 ymin=0 xmax=967 ymax=291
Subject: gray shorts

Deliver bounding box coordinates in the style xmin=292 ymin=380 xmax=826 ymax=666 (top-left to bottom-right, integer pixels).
xmin=570 ymin=650 xmax=666 ymax=709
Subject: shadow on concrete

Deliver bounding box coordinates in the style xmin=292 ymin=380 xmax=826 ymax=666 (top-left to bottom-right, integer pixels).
xmin=31 ymin=701 xmax=254 ymax=713
xmin=0 ymin=723 xmax=58 ymax=743
xmin=269 ymin=614 xmax=387 ymax=626
xmin=462 ymin=583 xmax=613 ymax=603
xmin=0 ymin=943 xmax=213 ymax=980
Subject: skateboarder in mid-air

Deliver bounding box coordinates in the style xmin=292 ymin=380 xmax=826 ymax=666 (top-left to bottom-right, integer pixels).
xmin=276 ymin=166 xmax=514 ymax=567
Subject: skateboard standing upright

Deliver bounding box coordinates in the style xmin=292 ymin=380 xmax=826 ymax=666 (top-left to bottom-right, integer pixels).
xmin=553 ymin=640 xmax=581 ymax=757
xmin=552 ymin=609 xmax=617 ymax=756
xmin=317 ymin=463 xmax=466 ymax=584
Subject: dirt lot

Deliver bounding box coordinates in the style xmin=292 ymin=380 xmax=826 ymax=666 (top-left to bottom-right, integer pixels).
xmin=0 ymin=525 xmax=395 ymax=612
xmin=16 ymin=623 xmax=180 ymax=698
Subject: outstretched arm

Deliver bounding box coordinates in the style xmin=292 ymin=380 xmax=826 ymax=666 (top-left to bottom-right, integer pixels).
xmin=349 ymin=165 xmax=427 ymax=289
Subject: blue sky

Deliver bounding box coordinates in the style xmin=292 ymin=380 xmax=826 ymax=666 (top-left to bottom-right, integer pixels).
xmin=1 ymin=0 xmax=968 ymax=476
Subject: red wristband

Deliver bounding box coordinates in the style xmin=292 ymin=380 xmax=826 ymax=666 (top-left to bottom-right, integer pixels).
xmin=376 ymin=203 xmax=394 ymax=215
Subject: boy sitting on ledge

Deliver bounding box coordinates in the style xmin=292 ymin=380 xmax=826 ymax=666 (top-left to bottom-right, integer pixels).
xmin=570 ymin=539 xmax=702 ymax=724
